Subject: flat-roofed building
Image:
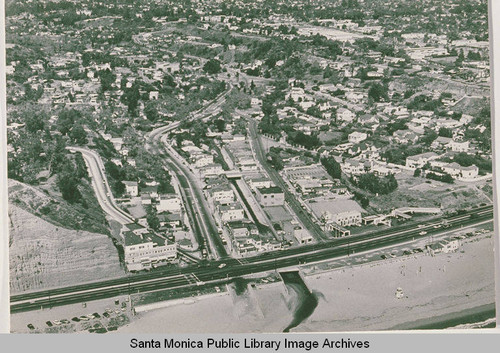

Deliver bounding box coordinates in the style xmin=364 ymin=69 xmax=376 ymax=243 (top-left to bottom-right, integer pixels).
xmin=255 ymin=186 xmax=285 ymax=207
xmin=219 ymin=203 xmax=245 ymax=222
xmin=123 ymin=181 xmax=138 ymax=197
xmin=157 ymin=194 xmax=181 ymax=213
xmin=123 ymin=231 xmax=177 ymax=271
xmin=308 ymin=199 xmax=363 ymax=228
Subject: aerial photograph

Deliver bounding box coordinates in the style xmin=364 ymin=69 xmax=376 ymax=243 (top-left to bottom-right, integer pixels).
xmin=5 ymin=0 xmax=495 ymax=333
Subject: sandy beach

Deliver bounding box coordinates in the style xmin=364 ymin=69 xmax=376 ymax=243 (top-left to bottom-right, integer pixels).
xmin=114 ymin=233 xmax=495 ymax=333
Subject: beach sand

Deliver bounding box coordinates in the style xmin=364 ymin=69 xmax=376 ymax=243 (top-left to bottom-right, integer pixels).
xmin=116 ymin=234 xmax=495 ymax=333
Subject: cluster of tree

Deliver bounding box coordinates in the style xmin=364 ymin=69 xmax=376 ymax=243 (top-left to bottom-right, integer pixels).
xmin=425 ymin=172 xmax=454 ymax=184
xmin=382 ymin=145 xmax=423 ymax=165
xmin=56 ymin=152 xmax=89 ymax=205
xmin=320 ymin=157 xmax=342 ymax=179
xmin=354 ymin=173 xmax=398 ymax=195
xmin=203 ymin=59 xmax=222 ymax=74
xmin=145 ymin=205 xmax=160 ymax=231
xmin=368 ymin=83 xmax=389 ymax=103
xmin=286 ymin=131 xmax=321 ymax=150
xmin=451 ymin=152 xmax=491 ymax=173
xmin=266 ymin=147 xmax=284 ymax=171
xmin=353 ymin=191 xmax=369 ymax=208
xmin=407 ymin=94 xmax=442 ymax=111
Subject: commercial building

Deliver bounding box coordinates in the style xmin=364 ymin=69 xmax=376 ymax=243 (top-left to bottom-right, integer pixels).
xmin=157 ymin=194 xmax=182 ymax=213
xmin=308 ymin=199 xmax=363 ymax=228
xmin=123 ymin=231 xmax=177 ymax=271
xmin=255 ymin=186 xmax=285 ymax=207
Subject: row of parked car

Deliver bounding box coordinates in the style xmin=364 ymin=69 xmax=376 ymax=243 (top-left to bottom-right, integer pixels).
xmin=28 ymin=305 xmax=127 ymax=331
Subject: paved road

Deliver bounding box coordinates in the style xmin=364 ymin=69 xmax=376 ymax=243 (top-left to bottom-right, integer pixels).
xmin=146 ymin=87 xmax=233 ymax=259
xmin=67 ymin=147 xmax=134 ymax=225
xmin=11 ymin=205 xmax=492 ymax=313
xmin=247 ymin=120 xmax=329 ymax=241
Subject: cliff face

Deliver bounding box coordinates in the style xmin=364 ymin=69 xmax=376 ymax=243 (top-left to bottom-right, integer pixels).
xmin=9 ymin=203 xmax=125 ymax=294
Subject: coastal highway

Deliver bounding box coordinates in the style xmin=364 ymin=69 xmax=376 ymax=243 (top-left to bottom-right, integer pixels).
xmin=66 ymin=147 xmax=134 ymax=225
xmin=11 ymin=204 xmax=493 ymax=313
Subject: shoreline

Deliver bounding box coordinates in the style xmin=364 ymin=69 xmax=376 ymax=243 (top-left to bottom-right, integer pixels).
xmin=390 ymin=303 xmax=496 ymax=330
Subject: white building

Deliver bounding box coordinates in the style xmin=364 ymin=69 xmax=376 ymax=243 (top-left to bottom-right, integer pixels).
xmin=219 ymin=203 xmax=245 ymax=223
xmin=208 ymin=185 xmax=234 ymax=205
xmin=337 ymin=108 xmax=355 ymax=123
xmin=255 ymin=186 xmax=285 ymax=207
xmin=308 ymin=199 xmax=363 ymax=228
xmin=448 ymin=139 xmax=470 ymax=153
xmin=348 ymin=131 xmax=368 ymax=144
xmin=157 ymin=194 xmax=182 ymax=213
xmin=293 ymin=227 xmax=313 ymax=245
xmin=123 ymin=181 xmax=139 ymax=197
xmin=123 ymin=231 xmax=177 ymax=271
xmin=406 ymin=152 xmax=439 ymax=169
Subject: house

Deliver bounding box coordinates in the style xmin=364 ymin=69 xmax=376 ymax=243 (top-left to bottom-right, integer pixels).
xmin=392 ymin=130 xmax=419 ymax=144
xmin=123 ymin=181 xmax=139 ymax=197
xmin=157 ymin=194 xmax=182 ymax=213
xmin=208 ymin=184 xmax=234 ymax=205
xmin=123 ymin=231 xmax=177 ymax=271
xmin=247 ymin=177 xmax=273 ymax=191
xmin=255 ymin=186 xmax=285 ymax=207
xmin=342 ymin=159 xmax=366 ymax=176
xmin=192 ymin=153 xmax=214 ymax=168
xmin=219 ymin=203 xmax=245 ymax=222
xmin=199 ymin=163 xmax=224 ymax=178
xmin=348 ymin=131 xmax=368 ymax=144
xmin=448 ymin=139 xmax=470 ymax=153
xmin=308 ymin=199 xmax=363 ymax=228
xmin=406 ymin=152 xmax=439 ymax=169
xmin=158 ymin=213 xmax=182 ymax=228
xmin=440 ymin=163 xmax=479 ymax=180
xmin=337 ymin=108 xmax=355 ymax=123
xmin=431 ymin=136 xmax=453 ymax=149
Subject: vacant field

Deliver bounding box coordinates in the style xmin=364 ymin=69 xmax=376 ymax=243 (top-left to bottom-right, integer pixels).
xmin=366 ymin=171 xmax=492 ymax=214
xmin=9 ymin=205 xmax=125 ymax=293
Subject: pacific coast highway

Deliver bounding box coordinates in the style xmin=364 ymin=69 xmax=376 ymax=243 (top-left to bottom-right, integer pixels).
xmin=11 ymin=204 xmax=493 ymax=313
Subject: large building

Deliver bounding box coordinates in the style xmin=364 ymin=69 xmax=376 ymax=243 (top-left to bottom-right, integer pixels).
xmin=123 ymin=231 xmax=177 ymax=271
xmin=157 ymin=194 xmax=182 ymax=213
xmin=308 ymin=199 xmax=363 ymax=228
xmin=255 ymin=186 xmax=285 ymax=207
xmin=208 ymin=184 xmax=234 ymax=205
xmin=219 ymin=203 xmax=245 ymax=222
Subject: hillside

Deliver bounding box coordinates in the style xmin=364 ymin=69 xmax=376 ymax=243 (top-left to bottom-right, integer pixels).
xmin=9 ymin=204 xmax=125 ymax=294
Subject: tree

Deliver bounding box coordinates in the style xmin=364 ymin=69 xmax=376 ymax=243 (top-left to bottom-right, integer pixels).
xmin=356 ymin=173 xmax=398 ymax=194
xmin=70 ymin=124 xmax=87 ymax=145
xmin=114 ymin=180 xmax=125 ymax=195
xmin=57 ymin=174 xmax=82 ymax=203
xmin=438 ymin=127 xmax=453 ymax=138
xmin=203 ymin=59 xmax=222 ymax=74
xmin=214 ymin=119 xmax=226 ymax=132
xmin=57 ymin=109 xmax=81 ymax=135
xmin=368 ymin=83 xmax=388 ymax=103
xmin=321 ymin=157 xmax=342 ymax=179
xmin=146 ymin=209 xmax=160 ymax=231
xmin=144 ymin=101 xmax=159 ymax=122
xmin=413 ymin=168 xmax=422 ymax=177
xmin=24 ymin=113 xmax=45 ymax=133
